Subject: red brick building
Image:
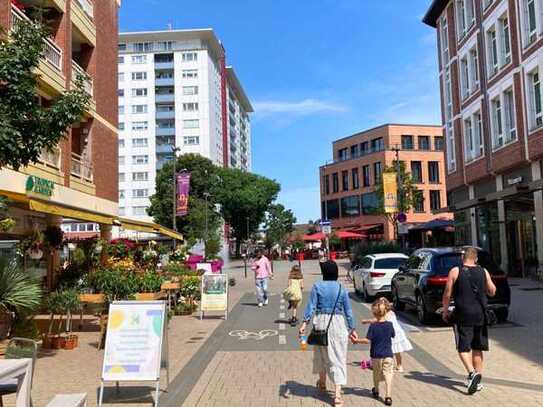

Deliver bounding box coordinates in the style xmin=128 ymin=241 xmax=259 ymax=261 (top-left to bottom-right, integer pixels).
xmin=319 ymin=124 xmax=451 ymax=243
xmin=424 ymin=0 xmax=543 ymax=277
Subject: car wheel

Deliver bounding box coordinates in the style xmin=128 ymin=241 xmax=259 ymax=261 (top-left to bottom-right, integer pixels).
xmin=392 ymin=286 xmax=405 ymax=311
xmin=363 ymin=284 xmax=373 ymax=303
xmin=416 ymin=294 xmax=431 ymax=324
xmin=495 ymin=308 xmax=509 ymax=323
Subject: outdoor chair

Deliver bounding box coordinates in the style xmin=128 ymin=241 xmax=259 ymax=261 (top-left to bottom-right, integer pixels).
xmin=0 ymin=337 xmax=38 ymax=407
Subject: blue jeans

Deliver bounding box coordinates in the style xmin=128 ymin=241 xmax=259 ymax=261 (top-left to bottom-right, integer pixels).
xmin=255 ymin=278 xmax=269 ymax=304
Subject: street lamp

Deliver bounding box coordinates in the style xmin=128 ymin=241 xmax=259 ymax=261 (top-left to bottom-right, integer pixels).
xmin=171 ymin=145 xmax=181 ymax=249
xmin=321 ymin=160 xmax=331 ymax=259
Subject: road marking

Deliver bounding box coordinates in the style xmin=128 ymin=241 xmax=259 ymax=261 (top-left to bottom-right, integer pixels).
xmin=280 ymin=305 xmax=285 ymax=310
xmin=279 ymin=335 xmax=286 ymax=345
xmin=279 ymin=312 xmax=285 ymax=319
xmin=280 ymin=298 xmax=285 ymax=304
xmin=279 ymin=323 xmax=286 ymax=330
xmin=228 ymin=330 xmax=278 ymax=341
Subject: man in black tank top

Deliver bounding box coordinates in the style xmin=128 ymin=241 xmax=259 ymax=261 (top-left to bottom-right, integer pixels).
xmin=442 ymin=247 xmax=496 ymax=395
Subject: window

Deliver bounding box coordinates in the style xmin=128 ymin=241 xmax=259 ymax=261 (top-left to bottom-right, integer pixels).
xmin=524 ymin=0 xmax=538 ymax=46
xmin=325 ymin=199 xmax=340 ymax=219
xmin=324 ymin=175 xmax=330 ymax=195
xmin=118 ymin=105 xmax=124 ymax=115
xmin=118 ymin=139 xmax=125 ymax=148
xmin=430 ymin=190 xmax=441 ymax=211
xmin=118 ymin=172 xmax=125 ymax=182
xmin=118 ymin=72 xmax=124 ymax=82
xmin=132 ymin=138 xmax=148 ymax=147
xmin=119 ymin=190 xmax=125 ymax=199
xmin=132 ymin=88 xmax=148 ymax=97
xmin=132 ymin=189 xmax=148 ymax=198
xmin=529 ymin=70 xmax=543 ymax=129
xmin=117 ymin=89 xmax=124 ymax=97
xmin=411 ymin=161 xmax=422 ymax=183
xmin=132 ymin=121 xmax=148 ymax=131
xmin=446 ymin=122 xmax=455 ymax=172
xmin=362 ymin=165 xmax=371 ymax=187
xmin=440 ymin=16 xmax=449 ymax=65
xmin=332 ymin=173 xmax=339 ymax=193
xmin=133 ymin=42 xmax=153 ymax=52
xmin=131 ymin=72 xmax=147 ymax=81
xmin=132 ymin=206 xmax=148 ymax=216
xmin=484 ymin=0 xmax=494 ymax=9
xmin=132 ymin=104 xmax=148 ymax=114
xmin=374 ymin=162 xmax=382 ymax=184
xmin=460 ymin=55 xmax=470 ymax=99
xmin=428 ymin=161 xmax=440 ymax=183
xmin=352 ymin=168 xmax=359 ymax=189
xmin=183 ymin=103 xmax=198 ymax=112
xmin=119 ymin=122 xmax=125 ymax=131
xmin=118 ymin=43 xmax=126 ymax=51
xmin=132 ymin=155 xmax=149 ymax=165
xmin=491 ymin=96 xmax=504 ymax=147
xmin=360 ymin=141 xmax=369 ymax=155
xmin=460 ymin=46 xmax=479 ymax=100
xmin=118 ymin=207 xmax=125 ymax=216
xmin=370 ymin=137 xmax=384 ymax=152
xmin=157 ymin=41 xmax=174 ymax=51
xmin=464 ymin=112 xmax=484 ymax=161
xmin=131 ymin=55 xmax=147 ymax=64
xmin=414 ymin=191 xmax=425 ymax=212
xmin=182 ymin=86 xmax=198 ymax=96
xmin=469 ymin=47 xmax=479 ymax=89
xmin=183 ymin=136 xmax=200 ymax=145
xmin=361 ymin=192 xmax=379 ymax=215
xmin=500 ymin=16 xmax=511 ymax=65
xmin=444 ymin=68 xmax=453 ymax=120
xmin=342 ymin=170 xmax=349 ymax=191
xmin=435 ymin=136 xmax=444 ymax=151
xmin=182 ymin=69 xmax=198 ymax=78
xmin=350 ymin=144 xmax=359 ymax=158
xmin=184 ymin=119 xmax=199 ymax=129
xmin=419 ymin=136 xmax=430 ymax=150
xmin=118 ymin=56 xmax=124 ymax=64
xmin=401 ymin=135 xmax=414 ymax=150
xmin=341 ymin=196 xmax=360 ymax=217
xmin=132 ymin=172 xmax=149 ymax=181
xmin=156 ymin=71 xmax=173 ymax=79
xmin=157 ymin=119 xmax=175 ymax=129
xmin=119 ymin=156 xmax=125 ymax=166
xmin=487 ymin=27 xmax=499 ymax=76
xmin=504 ymin=88 xmax=517 ymax=143
xmin=181 ymin=52 xmax=198 ymax=61
xmin=338 ymin=148 xmax=349 ymax=161
xmin=456 ymin=0 xmax=475 ymax=39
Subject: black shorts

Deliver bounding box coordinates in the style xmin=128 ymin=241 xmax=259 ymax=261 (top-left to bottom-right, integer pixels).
xmin=454 ymin=324 xmax=489 ymax=352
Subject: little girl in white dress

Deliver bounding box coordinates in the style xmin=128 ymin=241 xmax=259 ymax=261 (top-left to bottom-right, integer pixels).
xmin=362 ymin=297 xmax=413 ymax=372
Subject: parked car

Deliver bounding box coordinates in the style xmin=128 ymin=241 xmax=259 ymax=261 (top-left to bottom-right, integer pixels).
xmin=391 ymin=247 xmax=511 ymax=324
xmin=352 ymin=253 xmax=408 ymax=302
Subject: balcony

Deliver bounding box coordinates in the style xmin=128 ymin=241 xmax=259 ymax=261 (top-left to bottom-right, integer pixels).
xmin=156 ymin=110 xmax=175 ymax=120
xmin=156 ymin=127 xmax=175 ymax=136
xmin=11 ymin=5 xmax=65 ymax=94
xmin=71 ymin=0 xmax=96 ymax=46
xmin=155 ymin=77 xmax=174 ymax=86
xmin=154 ymin=62 xmax=174 ymax=70
xmin=38 ymin=147 xmax=62 ymax=170
xmin=71 ymin=60 xmax=95 ymax=110
xmin=155 ymin=94 xmax=175 ymax=103
xmin=156 ymin=143 xmax=174 ymax=154
xmin=70 ymin=152 xmax=93 ymax=182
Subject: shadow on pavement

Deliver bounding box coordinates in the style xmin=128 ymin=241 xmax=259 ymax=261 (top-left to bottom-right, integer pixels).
xmin=404 ymin=371 xmax=466 ymax=395
xmin=279 ymin=381 xmax=332 ymax=405
xmin=97 ymin=385 xmax=158 ymax=404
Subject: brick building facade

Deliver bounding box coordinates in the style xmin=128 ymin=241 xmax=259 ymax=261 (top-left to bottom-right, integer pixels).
xmin=424 ymin=0 xmax=543 ymax=277
xmin=319 ymin=124 xmax=451 ymax=243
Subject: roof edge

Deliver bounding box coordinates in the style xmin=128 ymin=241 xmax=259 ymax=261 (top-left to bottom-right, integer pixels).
xmin=423 ymin=0 xmax=448 ymax=28
xmin=332 ymin=123 xmax=443 ymax=144
xmin=226 ymin=66 xmax=253 ymax=113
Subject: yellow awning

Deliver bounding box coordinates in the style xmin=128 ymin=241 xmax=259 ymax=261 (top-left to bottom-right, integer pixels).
xmin=157 ymin=226 xmax=183 ymax=241
xmin=118 ymin=217 xmax=183 ymax=241
xmin=29 ymin=199 xmax=114 ymax=224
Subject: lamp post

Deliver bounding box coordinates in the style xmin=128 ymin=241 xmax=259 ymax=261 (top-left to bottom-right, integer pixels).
xmin=322 ymin=161 xmax=330 ymax=259
xmin=203 ymin=192 xmax=210 ymax=257
xmin=171 ymin=146 xmax=181 ymax=249
xmin=392 ymin=144 xmax=402 ymax=247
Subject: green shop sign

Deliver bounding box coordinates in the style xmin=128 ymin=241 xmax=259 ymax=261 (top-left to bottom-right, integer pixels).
xmin=25 ymin=176 xmax=55 ymax=197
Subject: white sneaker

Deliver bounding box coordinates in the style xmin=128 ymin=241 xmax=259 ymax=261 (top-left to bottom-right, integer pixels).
xmin=258 ymin=303 xmax=263 ymax=307
xmin=477 ymin=384 xmax=483 ymax=392
xmin=264 ymin=299 xmax=269 ymax=306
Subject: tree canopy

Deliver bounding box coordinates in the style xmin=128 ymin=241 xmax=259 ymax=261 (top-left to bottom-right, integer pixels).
xmin=0 ymin=18 xmax=90 ymax=170
xmin=264 ymin=204 xmax=296 ymax=251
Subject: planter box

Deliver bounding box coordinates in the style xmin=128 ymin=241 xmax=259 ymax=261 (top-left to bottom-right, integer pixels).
xmin=161 ymin=282 xmax=180 ymax=290
xmin=135 ymin=292 xmax=166 ymax=301
xmin=79 ymin=294 xmax=105 ymax=304
xmin=63 ymin=335 xmax=78 ymax=350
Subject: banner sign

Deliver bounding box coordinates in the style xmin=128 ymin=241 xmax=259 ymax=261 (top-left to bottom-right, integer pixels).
xmin=101 ymin=301 xmax=166 ymax=382
xmin=201 ymin=274 xmax=228 ymax=313
xmin=176 ymin=172 xmax=191 ymax=216
xmin=383 ymin=172 xmax=398 ymax=213
xmin=25 ymin=175 xmax=54 ymax=197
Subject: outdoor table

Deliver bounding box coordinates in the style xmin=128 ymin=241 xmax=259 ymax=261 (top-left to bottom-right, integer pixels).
xmin=161 ymin=282 xmax=181 ymax=311
xmin=0 ymin=358 xmax=33 ymax=407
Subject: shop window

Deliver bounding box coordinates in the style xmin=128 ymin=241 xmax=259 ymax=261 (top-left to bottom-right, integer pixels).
xmin=341 ymin=195 xmax=361 ymax=217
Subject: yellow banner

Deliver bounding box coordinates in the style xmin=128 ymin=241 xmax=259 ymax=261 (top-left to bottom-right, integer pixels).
xmin=383 ymin=172 xmax=398 ymax=213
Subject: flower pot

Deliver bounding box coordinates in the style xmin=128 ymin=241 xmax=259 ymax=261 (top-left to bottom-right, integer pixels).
xmin=41 ymin=333 xmax=54 ymax=349
xmin=51 ymin=336 xmax=65 ymax=350
xmin=63 ymin=335 xmax=78 ymax=350
xmin=28 ymin=248 xmax=43 ymax=260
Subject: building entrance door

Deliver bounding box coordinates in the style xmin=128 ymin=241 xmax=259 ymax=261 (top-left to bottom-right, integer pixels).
xmin=505 ymin=194 xmax=537 ymax=277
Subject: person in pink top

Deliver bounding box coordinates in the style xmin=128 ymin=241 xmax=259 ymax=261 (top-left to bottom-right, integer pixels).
xmin=251 ymin=250 xmax=273 ymax=307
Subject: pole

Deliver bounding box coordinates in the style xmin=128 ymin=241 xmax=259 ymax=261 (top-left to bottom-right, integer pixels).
xmin=394 ymin=146 xmax=402 ymax=247
xmin=204 ymin=193 xmax=209 ymax=257
xmin=172 ymin=147 xmax=177 ymax=249
xmin=323 ymin=162 xmax=330 ymax=260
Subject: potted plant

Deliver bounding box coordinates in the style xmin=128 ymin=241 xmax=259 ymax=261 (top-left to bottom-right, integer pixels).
xmin=173 ymin=301 xmax=197 ymax=316
xmin=43 ymin=291 xmax=62 ymax=349
xmin=0 ymin=259 xmax=42 ymax=340
xmin=179 ymin=276 xmax=201 ymax=307
xmin=61 ymin=289 xmax=81 ymax=350
xmin=0 ymin=196 xmax=15 ymax=233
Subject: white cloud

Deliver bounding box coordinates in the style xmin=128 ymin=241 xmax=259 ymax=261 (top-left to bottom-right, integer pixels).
xmin=253 ymin=98 xmax=348 ymax=116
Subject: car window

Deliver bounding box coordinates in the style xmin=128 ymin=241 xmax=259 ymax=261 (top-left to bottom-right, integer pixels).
xmin=374 ymin=258 xmax=407 ymax=269
xmin=477 ymin=251 xmax=503 ymax=275
xmin=406 ymin=253 xmax=423 ymax=270
xmin=420 ymin=254 xmax=432 ymax=271
xmin=362 ymin=257 xmax=372 ymax=268
xmin=434 ymin=253 xmax=461 ymax=276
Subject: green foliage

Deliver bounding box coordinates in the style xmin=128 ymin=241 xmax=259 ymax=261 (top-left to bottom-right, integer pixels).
xmin=0 ymin=18 xmax=90 ymax=170
xmin=291 ymin=238 xmax=305 ymax=252
xmin=264 ymin=204 xmax=296 ymax=250
xmin=136 ymin=271 xmax=164 ymax=293
xmin=329 ymin=233 xmax=342 ymax=249
xmin=85 ymin=269 xmax=138 ymax=303
xmin=72 ymin=247 xmax=86 ymax=267
xmin=43 ymin=226 xmax=63 ymax=249
xmin=172 ymin=301 xmax=197 ymax=315
xmin=179 ymin=276 xmax=201 ymax=301
xmin=0 ymin=259 xmax=42 ymax=315
xmin=0 ymin=195 xmax=15 ymax=232
xmin=351 ymin=241 xmax=406 ymax=267
xmin=205 ymin=235 xmax=222 ymax=259
xmin=163 ymin=261 xmax=193 ymax=277
xmin=11 ymin=312 xmax=40 ymax=340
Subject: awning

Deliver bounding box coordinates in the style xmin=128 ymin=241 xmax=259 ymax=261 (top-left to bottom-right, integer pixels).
xmin=335 ymin=230 xmax=366 ymax=239
xmin=411 ymin=218 xmax=454 ymax=231
xmin=118 ymin=217 xmax=183 ymax=241
xmin=157 ymin=226 xmax=183 ymax=241
xmin=356 ymin=223 xmax=383 ymax=231
xmin=29 ymin=199 xmax=115 ymax=224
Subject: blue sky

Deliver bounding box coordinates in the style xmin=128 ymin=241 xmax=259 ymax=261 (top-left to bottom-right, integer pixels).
xmin=120 ymin=0 xmax=441 ymax=224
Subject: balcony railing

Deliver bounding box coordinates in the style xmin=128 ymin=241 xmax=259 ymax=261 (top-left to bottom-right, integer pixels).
xmin=74 ymin=0 xmax=94 ymax=19
xmin=71 ymin=152 xmax=93 ymax=182
xmin=38 ymin=147 xmax=61 ymax=170
xmin=72 ymin=60 xmax=93 ymax=96
xmin=11 ymin=5 xmax=63 ymax=71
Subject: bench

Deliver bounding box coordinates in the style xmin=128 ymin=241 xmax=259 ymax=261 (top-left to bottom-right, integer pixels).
xmin=46 ymin=393 xmax=87 ymax=407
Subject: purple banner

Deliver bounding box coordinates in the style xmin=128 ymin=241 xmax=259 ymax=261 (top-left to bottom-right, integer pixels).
xmin=176 ymin=172 xmax=191 ymax=216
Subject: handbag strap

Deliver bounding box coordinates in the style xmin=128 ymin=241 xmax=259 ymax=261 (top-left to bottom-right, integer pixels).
xmin=325 ymin=283 xmax=342 ymax=333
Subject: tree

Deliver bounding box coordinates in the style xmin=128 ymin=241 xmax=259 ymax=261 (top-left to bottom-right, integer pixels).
xmin=307 ymin=219 xmax=319 ymax=235
xmin=264 ymin=204 xmax=296 ymax=252
xmin=375 ymin=161 xmax=420 ymax=239
xmin=0 ymin=17 xmax=90 ymax=170
xmin=215 ymin=168 xmax=280 ymax=256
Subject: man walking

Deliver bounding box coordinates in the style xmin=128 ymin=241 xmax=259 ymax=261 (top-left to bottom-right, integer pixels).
xmin=252 ymin=250 xmax=273 ymax=307
xmin=442 ymin=247 xmax=496 ymax=395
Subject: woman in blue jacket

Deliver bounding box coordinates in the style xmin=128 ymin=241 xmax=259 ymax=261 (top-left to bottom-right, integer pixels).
xmin=299 ymin=260 xmax=357 ymax=406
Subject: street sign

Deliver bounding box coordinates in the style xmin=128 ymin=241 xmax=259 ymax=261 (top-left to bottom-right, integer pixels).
xmin=320 ymin=220 xmax=331 ymax=226
xmin=322 ymin=225 xmax=332 ymax=234
xmin=397 ymin=212 xmax=407 ymax=223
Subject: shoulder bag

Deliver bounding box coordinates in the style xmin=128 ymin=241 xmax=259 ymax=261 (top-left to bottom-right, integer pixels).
xmin=307 ymin=283 xmax=342 ymax=346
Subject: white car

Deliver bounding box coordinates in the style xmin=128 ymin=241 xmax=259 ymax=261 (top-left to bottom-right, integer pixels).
xmin=352 ymin=253 xmax=408 ymax=302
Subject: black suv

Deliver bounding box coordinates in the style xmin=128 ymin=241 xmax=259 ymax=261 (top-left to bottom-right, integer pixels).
xmin=391 ymin=247 xmax=511 ymax=324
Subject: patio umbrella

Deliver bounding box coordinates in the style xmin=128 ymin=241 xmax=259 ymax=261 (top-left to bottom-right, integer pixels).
xmin=302 ymin=232 xmax=326 ymax=241
xmin=335 ymin=230 xmax=367 ymax=239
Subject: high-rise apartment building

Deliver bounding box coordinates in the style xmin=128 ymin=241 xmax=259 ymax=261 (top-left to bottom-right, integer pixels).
xmin=424 ymin=0 xmax=543 ymax=276
xmin=320 ymin=124 xmax=451 ymax=242
xmin=117 ymin=29 xmax=253 ymax=221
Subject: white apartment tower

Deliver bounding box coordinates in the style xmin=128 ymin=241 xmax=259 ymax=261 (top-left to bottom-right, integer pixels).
xmin=117 ymin=29 xmax=253 ymax=221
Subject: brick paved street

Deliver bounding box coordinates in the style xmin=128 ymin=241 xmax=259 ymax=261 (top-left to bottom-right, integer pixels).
xmin=2 ymin=259 xmax=543 ymax=406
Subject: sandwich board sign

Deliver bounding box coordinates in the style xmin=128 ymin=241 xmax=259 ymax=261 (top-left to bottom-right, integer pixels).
xmin=200 ymin=273 xmax=228 ymax=320
xmin=98 ymin=301 xmax=168 ymax=407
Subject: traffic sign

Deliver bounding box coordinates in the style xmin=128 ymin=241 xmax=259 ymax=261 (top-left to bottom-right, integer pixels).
xmin=322 ymin=225 xmax=332 ymax=234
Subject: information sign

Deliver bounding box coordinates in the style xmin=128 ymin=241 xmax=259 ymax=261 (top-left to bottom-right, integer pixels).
xmin=200 ymin=274 xmax=228 ymax=319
